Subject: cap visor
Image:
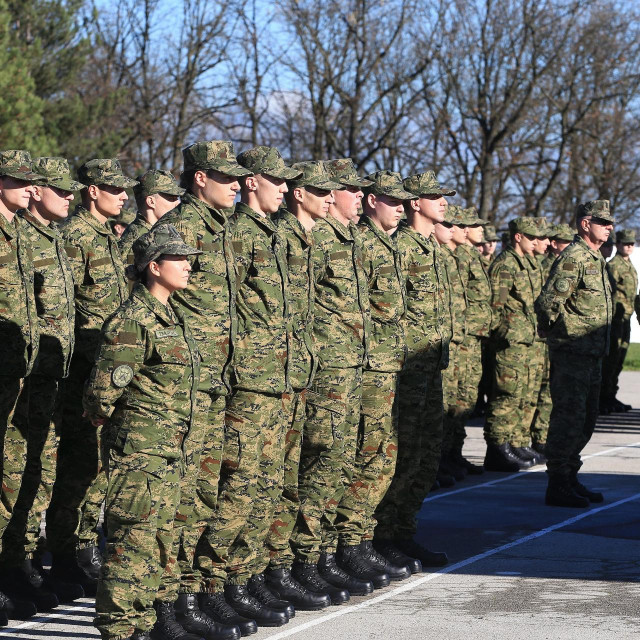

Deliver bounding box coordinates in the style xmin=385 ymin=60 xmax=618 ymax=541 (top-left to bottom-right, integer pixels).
xmin=49 ymin=176 xmax=84 ymax=192
xmin=2 ymin=168 xmax=45 ymax=182
xmin=384 ymin=187 xmax=419 ymax=201
xmin=340 ymin=176 xmax=374 ymax=188
xmin=157 ymin=186 xmax=186 ymax=197
xmin=215 ymin=162 xmax=253 ymax=177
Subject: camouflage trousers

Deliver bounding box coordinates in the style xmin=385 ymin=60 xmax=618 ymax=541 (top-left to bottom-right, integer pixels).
xmin=600 ymin=319 xmax=630 ymax=404
xmin=1 ymin=374 xmax=61 ymax=567
xmin=157 ymin=389 xmax=225 ymax=600
xmin=266 ymin=390 xmax=306 ymax=570
xmin=484 ymin=342 xmax=536 ymax=446
xmin=546 ymin=351 xmax=601 ymax=479
xmin=0 ymin=377 xmax=24 ymax=554
xmin=450 ymin=336 xmax=483 ymax=453
xmin=530 ymin=343 xmax=551 ymax=446
xmin=48 ymin=354 xmax=107 ymax=556
xmin=441 ymin=340 xmax=461 ymax=456
xmin=95 ymin=449 xmax=181 ymax=640
xmin=196 ymin=390 xmax=288 ymax=589
xmin=291 ymin=366 xmax=362 ymax=563
xmin=334 ymin=369 xmax=399 ymax=545
xmin=512 ymin=340 xmax=545 ymax=448
xmin=374 ymin=348 xmax=444 ymax=541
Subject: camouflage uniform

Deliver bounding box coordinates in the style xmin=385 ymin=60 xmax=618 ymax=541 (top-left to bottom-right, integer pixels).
xmin=199 ymin=146 xmax=301 ymax=588
xmin=157 ymin=141 xmax=250 ymax=599
xmin=290 ymin=166 xmax=371 ymax=563
xmin=452 ymin=208 xmax=491 ymax=455
xmin=484 ymin=218 xmax=539 ymax=447
xmin=48 ymin=159 xmax=135 ymax=561
xmin=601 ymin=229 xmax=638 ymax=405
xmin=120 ymin=170 xmax=185 ymax=267
xmin=1 ymin=158 xmax=80 ymax=570
xmin=267 ymin=207 xmax=316 ymax=570
xmin=84 ymin=226 xmax=201 ymax=639
xmin=0 ymin=151 xmax=41 ymax=555
xmin=374 ymin=171 xmax=454 ymax=542
xmin=535 ymin=201 xmax=613 ymax=481
xmin=334 ymin=171 xmax=411 ymax=545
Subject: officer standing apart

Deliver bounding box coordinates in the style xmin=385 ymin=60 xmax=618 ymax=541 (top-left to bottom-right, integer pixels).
xmin=535 ymin=200 xmax=613 ymax=508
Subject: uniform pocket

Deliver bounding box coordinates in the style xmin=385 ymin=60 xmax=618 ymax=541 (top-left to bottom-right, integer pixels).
xmin=304 ymin=390 xmax=345 ymax=452
xmin=105 ymin=464 xmax=153 ymax=526
xmin=494 ymin=360 xmax=519 ymax=395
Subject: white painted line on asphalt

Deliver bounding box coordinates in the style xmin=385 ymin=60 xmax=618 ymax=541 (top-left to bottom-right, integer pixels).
xmin=266 ymin=489 xmax=640 ymax=639
xmin=4 ymin=601 xmax=96 ymax=633
xmin=423 ymin=440 xmax=640 ymax=502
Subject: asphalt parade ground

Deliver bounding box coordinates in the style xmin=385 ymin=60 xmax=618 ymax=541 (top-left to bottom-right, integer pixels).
xmin=4 ymin=372 xmax=639 ymax=639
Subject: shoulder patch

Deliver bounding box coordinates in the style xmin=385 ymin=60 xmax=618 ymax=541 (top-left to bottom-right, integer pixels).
xmin=112 ymin=364 xmax=134 ymax=388
xmin=555 ymin=278 xmax=570 ymax=293
xmin=562 ymin=262 xmax=576 ymax=271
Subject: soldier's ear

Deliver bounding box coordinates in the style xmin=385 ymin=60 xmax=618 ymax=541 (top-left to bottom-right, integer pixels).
xmin=87 ymin=184 xmax=100 ymax=201
xmin=293 ymin=186 xmax=305 ymax=204
xmin=366 ymin=192 xmax=377 ymax=210
xmin=244 ymin=176 xmax=258 ymax=192
xmin=146 ymin=194 xmax=156 ymax=209
xmin=30 ymin=185 xmax=43 ymax=202
xmin=193 ymin=170 xmax=208 ymax=189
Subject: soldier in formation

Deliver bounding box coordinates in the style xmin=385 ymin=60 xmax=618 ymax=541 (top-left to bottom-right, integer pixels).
xmin=0 ymin=141 xmax=633 ymax=638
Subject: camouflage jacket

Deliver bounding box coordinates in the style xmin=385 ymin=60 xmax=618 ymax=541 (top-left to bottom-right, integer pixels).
xmin=488 ymin=248 xmax=537 ymax=346
xmin=84 ymin=283 xmax=199 ymax=462
xmin=119 ymin=214 xmax=152 ymax=267
xmin=440 ymin=245 xmax=467 ymax=344
xmin=19 ymin=211 xmax=75 ymax=378
xmin=358 ymin=216 xmax=406 ymax=372
xmin=540 ymin=253 xmax=555 ymax=281
xmin=159 ymin=193 xmax=237 ymax=396
xmin=311 ymin=215 xmax=371 ymax=370
xmin=535 ymin=235 xmax=613 ymax=357
xmin=0 ymin=213 xmax=39 ymax=377
xmin=275 ymin=209 xmax=316 ymax=390
xmin=455 ymin=243 xmax=492 ymax=338
xmin=397 ymin=224 xmax=449 ymax=365
xmin=229 ymin=202 xmax=289 ymax=394
xmin=61 ymin=206 xmax=128 ymax=363
xmin=606 ymin=254 xmax=638 ymax=324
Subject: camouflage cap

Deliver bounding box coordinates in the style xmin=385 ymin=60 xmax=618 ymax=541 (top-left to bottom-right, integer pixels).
xmin=616 ymin=228 xmax=636 ymax=244
xmin=236 ymin=146 xmax=301 ymax=180
xmin=445 ymin=204 xmax=465 ymax=225
xmin=324 ymin=158 xmax=373 ymax=188
xmin=364 ymin=170 xmax=415 ymax=200
xmin=130 ymin=223 xmax=202 ymax=274
xmin=33 ymin=157 xmax=83 ymax=193
xmin=78 ymin=158 xmax=138 ymax=189
xmin=0 ymin=150 xmax=44 ymax=182
xmin=182 ymin=140 xmax=252 ymax=177
xmin=458 ymin=206 xmax=489 ymax=226
xmin=531 ymin=217 xmax=551 ymax=238
xmin=288 ymin=161 xmax=341 ymax=191
xmin=109 ymin=208 xmax=137 ymax=227
xmin=483 ymin=223 xmax=498 ymax=242
xmin=403 ymin=170 xmax=456 ymax=198
xmin=508 ymin=216 xmax=540 ymax=237
xmin=550 ymin=223 xmax=575 ymax=242
xmin=576 ymin=199 xmax=614 ymax=223
xmin=134 ymin=169 xmax=185 ymax=199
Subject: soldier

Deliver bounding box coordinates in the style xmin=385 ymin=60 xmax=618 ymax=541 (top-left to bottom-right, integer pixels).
xmin=372 ymin=170 xmax=453 ymax=569
xmin=599 ymin=234 xmax=614 ymax=259
xmin=108 ymin=208 xmax=137 ymax=239
xmin=120 ymin=170 xmax=185 ymax=265
xmin=0 ymin=158 xmax=83 ymax=611
xmin=332 ymin=170 xmax=412 ymax=583
xmin=600 ymin=229 xmax=637 ymax=414
xmin=154 ymin=141 xmax=259 ymax=639
xmin=481 ymin=224 xmax=498 ymax=264
xmin=48 ymin=159 xmax=136 ymax=596
xmin=0 ymin=150 xmax=41 ymax=624
xmin=438 ymin=206 xmax=469 ymax=486
xmin=536 ymin=200 xmax=613 ymax=507
xmin=483 ymin=217 xmax=541 ymax=471
xmin=82 ymin=224 xmax=224 ymax=640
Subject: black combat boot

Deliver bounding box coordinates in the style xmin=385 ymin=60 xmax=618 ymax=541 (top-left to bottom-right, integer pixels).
xmin=372 ymin=541 xmax=422 ymax=574
xmin=612 ymin=398 xmax=632 ymax=413
xmin=76 ymin=545 xmax=102 ymax=580
xmin=358 ymin=540 xmax=411 ymax=581
xmin=223 ymin=584 xmax=288 ymax=627
xmin=511 ymin=446 xmax=543 ymax=466
xmin=450 ymin=450 xmax=485 ymax=475
xmin=33 ymin=556 xmax=84 ymax=603
xmin=545 ymin=477 xmax=589 ymax=508
xmin=484 ymin=443 xmax=530 ymax=472
xmin=532 ymin=441 xmax=547 ymax=456
xmin=523 ymin=445 xmax=546 ymax=465
xmin=0 ymin=559 xmax=59 ymax=612
xmin=571 ymin=475 xmax=604 ymax=503
xmin=0 ymin=588 xmax=37 ymax=620
xmin=175 ymin=594 xmax=241 ymax=640
xmin=150 ymin=600 xmax=205 ymax=640
xmin=264 ymin=567 xmax=331 ymax=610
xmin=198 ymin=593 xmax=257 ymax=637
xmin=0 ymin=590 xmax=10 ymax=626
xmin=50 ymin=553 xmax=98 ymax=597
xmin=336 ymin=544 xmax=390 ymax=589
xmin=395 ymin=539 xmax=448 ymax=568
xmin=291 ymin=562 xmax=349 ymax=605
xmin=439 ymin=456 xmax=467 ymax=481
xmin=317 ymin=552 xmax=374 ymax=594
xmin=247 ymin=574 xmax=294 ymax=619
xmin=127 ymin=632 xmax=152 ymax=640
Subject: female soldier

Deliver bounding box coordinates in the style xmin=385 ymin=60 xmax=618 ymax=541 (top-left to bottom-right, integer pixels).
xmin=83 ymin=224 xmax=234 ymax=640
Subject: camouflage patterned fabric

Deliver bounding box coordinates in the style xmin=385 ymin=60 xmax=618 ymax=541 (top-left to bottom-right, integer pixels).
xmin=119 ymin=214 xmax=152 ymax=266
xmin=134 ymin=169 xmax=185 ymax=199
xmin=85 ymin=283 xmax=199 ymax=638
xmin=77 ymin=158 xmax=138 ymax=189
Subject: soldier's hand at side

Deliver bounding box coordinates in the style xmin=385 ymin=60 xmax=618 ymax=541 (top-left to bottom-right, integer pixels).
xmin=83 ymin=409 xmax=106 ymax=427
xmin=537 ymin=327 xmax=547 ymax=339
